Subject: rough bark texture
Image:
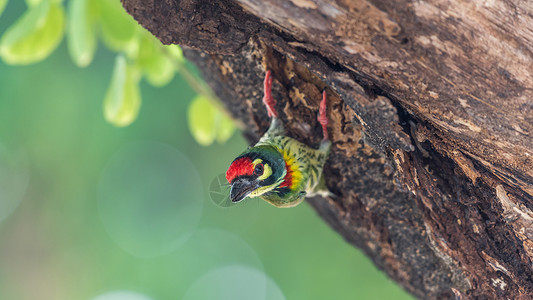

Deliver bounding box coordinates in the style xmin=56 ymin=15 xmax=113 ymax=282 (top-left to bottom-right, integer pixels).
xmin=122 ymin=0 xmax=533 ymax=299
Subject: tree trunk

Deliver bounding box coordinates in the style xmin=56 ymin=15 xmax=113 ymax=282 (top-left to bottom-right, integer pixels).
xmin=122 ymin=0 xmax=533 ymax=298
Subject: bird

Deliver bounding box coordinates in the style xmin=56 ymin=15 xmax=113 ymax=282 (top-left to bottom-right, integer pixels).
xmin=225 ymin=70 xmax=331 ymax=208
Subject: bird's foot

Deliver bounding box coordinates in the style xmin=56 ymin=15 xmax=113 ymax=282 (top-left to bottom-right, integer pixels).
xmin=317 ymin=90 xmax=329 ymax=141
xmin=262 ymin=70 xmax=278 ymax=118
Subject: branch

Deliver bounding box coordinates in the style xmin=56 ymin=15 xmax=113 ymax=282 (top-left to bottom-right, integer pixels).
xmin=122 ymin=0 xmax=533 ymax=298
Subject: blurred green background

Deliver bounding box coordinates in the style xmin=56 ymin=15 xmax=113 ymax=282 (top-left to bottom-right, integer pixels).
xmin=0 ymin=1 xmax=411 ymax=299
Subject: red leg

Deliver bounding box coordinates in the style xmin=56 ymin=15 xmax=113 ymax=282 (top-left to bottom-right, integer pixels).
xmin=262 ymin=70 xmax=278 ymax=118
xmin=317 ymin=90 xmax=329 ymax=140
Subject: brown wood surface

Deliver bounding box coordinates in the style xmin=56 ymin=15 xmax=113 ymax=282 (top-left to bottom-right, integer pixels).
xmin=122 ymin=0 xmax=533 ymax=298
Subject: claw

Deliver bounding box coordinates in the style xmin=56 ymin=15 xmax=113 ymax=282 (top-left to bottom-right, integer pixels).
xmin=317 ymin=90 xmax=329 ymax=140
xmin=262 ymin=70 xmax=278 ymax=118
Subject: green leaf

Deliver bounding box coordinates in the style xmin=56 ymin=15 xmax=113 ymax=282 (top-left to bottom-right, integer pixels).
xmin=188 ymin=95 xmax=236 ymax=146
xmin=216 ymin=114 xmax=235 ymax=144
xmin=104 ymin=55 xmax=141 ymax=127
xmin=0 ymin=1 xmax=65 ymax=65
xmin=136 ymin=33 xmax=175 ymax=87
xmin=0 ymin=0 xmax=8 ymax=18
xmin=165 ymin=44 xmax=184 ymax=67
xmin=98 ymin=0 xmax=137 ymax=52
xmin=25 ymin=0 xmax=42 ymax=7
xmin=67 ymin=0 xmax=97 ymax=67
xmin=188 ymin=95 xmax=217 ymax=146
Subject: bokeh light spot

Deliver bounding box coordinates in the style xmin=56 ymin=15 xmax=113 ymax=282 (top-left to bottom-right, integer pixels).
xmin=97 ymin=141 xmax=203 ymax=258
xmin=91 ymin=290 xmax=153 ymax=300
xmin=177 ymin=228 xmax=264 ymax=279
xmin=183 ymin=264 xmax=285 ymax=300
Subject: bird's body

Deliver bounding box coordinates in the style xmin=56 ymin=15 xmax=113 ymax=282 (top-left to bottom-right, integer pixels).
xmin=226 ymin=71 xmax=331 ymax=208
xmin=253 ymin=118 xmax=330 ymax=207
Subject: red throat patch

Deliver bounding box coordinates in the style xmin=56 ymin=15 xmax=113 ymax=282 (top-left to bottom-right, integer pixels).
xmin=279 ymin=160 xmax=293 ymax=188
xmin=226 ymin=157 xmax=254 ymax=183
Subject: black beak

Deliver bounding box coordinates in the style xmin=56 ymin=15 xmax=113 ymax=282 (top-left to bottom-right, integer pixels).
xmin=230 ymin=177 xmax=259 ymax=203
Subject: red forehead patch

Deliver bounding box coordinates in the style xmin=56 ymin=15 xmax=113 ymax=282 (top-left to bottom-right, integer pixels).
xmin=226 ymin=156 xmax=254 ymax=183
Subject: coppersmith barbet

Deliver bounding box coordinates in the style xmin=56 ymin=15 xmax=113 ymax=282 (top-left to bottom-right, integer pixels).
xmin=225 ymin=71 xmax=331 ymax=208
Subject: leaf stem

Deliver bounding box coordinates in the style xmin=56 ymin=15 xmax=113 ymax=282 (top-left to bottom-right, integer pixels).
xmin=159 ymin=45 xmax=244 ymax=129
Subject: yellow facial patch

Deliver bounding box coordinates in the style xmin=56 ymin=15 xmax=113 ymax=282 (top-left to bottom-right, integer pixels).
xmin=248 ymin=158 xmax=275 ymax=197
xmin=252 ymin=158 xmax=272 ymax=181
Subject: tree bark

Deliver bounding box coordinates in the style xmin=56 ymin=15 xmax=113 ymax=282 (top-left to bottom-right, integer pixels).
xmin=122 ymin=0 xmax=533 ymax=298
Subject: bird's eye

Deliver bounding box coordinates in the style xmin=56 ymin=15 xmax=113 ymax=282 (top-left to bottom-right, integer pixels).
xmin=254 ymin=163 xmax=264 ymax=176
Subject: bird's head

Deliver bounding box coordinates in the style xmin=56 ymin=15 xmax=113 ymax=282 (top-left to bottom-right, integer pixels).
xmin=226 ymin=145 xmax=286 ymax=203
